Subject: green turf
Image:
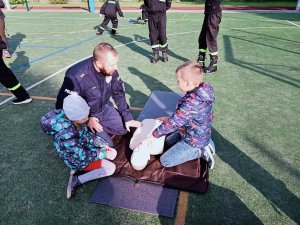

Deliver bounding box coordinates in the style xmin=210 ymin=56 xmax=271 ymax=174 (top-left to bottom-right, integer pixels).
xmin=0 ymin=11 xmax=299 ymax=225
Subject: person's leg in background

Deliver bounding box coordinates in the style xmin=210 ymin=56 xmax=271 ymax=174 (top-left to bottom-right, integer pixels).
xmin=0 ymin=53 xmax=31 ymax=104
xmin=205 ymin=13 xmax=222 ymax=73
xmin=0 ymin=19 xmax=11 ymax=58
xmin=97 ymin=16 xmax=110 ymax=35
xmin=197 ymin=15 xmax=208 ymax=70
xmin=111 ymin=17 xmax=118 ymax=35
xmin=158 ymin=13 xmax=168 ymax=62
xmin=148 ymin=14 xmax=160 ymax=63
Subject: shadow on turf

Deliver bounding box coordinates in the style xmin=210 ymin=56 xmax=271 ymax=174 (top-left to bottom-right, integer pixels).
xmin=128 ymin=66 xmax=172 ymax=92
xmin=229 ymin=28 xmax=300 ymax=45
xmin=6 ymin=32 xmax=29 ymax=74
xmin=212 ymin=128 xmax=300 ymax=224
xmin=110 ymin=34 xmax=190 ymax=63
xmin=179 ymin=183 xmax=264 ymax=224
xmin=111 ymin=34 xmax=152 ymax=59
xmin=9 ymin=51 xmax=30 ymax=74
xmin=223 ymin=35 xmax=300 ymax=89
xmin=8 ymin=32 xmax=26 ymax=55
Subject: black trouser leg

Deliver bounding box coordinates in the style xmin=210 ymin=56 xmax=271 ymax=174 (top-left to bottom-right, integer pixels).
xmin=111 ymin=17 xmax=118 ymax=35
xmin=148 ymin=15 xmax=160 ymax=63
xmin=0 ymin=58 xmax=30 ymax=100
xmin=198 ymin=15 xmax=208 ymax=67
xmin=158 ymin=13 xmax=168 ymax=62
xmin=97 ymin=16 xmax=110 ymax=35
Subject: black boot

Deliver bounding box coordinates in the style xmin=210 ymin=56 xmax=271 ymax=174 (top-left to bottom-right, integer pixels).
xmin=162 ymin=51 xmax=168 ymax=62
xmin=150 ymin=49 xmax=159 ymax=63
xmin=197 ymin=53 xmax=206 ymax=69
xmin=205 ymin=55 xmax=218 ymax=73
xmin=111 ymin=29 xmax=116 ymax=35
xmin=96 ymin=27 xmax=104 ymax=35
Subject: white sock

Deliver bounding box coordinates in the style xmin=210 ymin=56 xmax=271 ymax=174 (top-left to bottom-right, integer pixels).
xmin=78 ymin=160 xmax=116 ymax=184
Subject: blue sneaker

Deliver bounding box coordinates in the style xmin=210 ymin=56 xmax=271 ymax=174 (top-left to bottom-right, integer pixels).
xmin=66 ymin=171 xmax=81 ymax=199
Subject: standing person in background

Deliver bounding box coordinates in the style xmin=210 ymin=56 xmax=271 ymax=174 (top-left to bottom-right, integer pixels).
xmin=197 ymin=0 xmax=222 ymax=73
xmin=97 ymin=0 xmax=124 ymax=36
xmin=0 ymin=36 xmax=32 ymax=104
xmin=137 ymin=3 xmax=148 ymax=24
xmin=144 ymin=0 xmax=172 ymax=63
xmin=0 ymin=0 xmax=11 ymax=58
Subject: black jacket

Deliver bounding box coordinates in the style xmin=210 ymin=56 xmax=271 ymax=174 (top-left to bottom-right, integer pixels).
xmin=56 ymin=58 xmax=133 ymax=122
xmin=205 ymin=0 xmax=222 ymax=14
xmin=144 ymin=0 xmax=172 ymax=15
xmin=100 ymin=0 xmax=123 ymax=18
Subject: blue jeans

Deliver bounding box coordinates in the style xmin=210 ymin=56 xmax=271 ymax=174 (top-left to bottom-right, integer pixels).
xmin=160 ymin=131 xmax=201 ymax=167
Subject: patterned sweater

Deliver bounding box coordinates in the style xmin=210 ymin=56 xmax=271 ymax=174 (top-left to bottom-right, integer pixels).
xmin=152 ymin=82 xmax=214 ymax=148
xmin=40 ymin=109 xmax=108 ymax=172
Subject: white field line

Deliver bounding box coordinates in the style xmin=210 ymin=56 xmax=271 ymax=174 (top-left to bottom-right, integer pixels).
xmin=286 ymin=20 xmax=300 ymax=28
xmin=0 ymin=25 xmax=297 ymax=105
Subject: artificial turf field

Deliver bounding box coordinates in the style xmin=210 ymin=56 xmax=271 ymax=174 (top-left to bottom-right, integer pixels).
xmin=0 ymin=10 xmax=299 ymax=225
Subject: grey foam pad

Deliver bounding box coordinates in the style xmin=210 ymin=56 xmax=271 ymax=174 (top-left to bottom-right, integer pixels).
xmin=90 ymin=176 xmax=178 ymax=217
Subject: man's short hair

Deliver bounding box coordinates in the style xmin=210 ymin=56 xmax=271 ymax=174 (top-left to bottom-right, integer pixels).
xmin=176 ymin=61 xmax=204 ymax=85
xmin=93 ymin=43 xmax=118 ymax=62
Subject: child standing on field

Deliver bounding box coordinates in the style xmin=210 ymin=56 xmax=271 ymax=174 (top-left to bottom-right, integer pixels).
xmin=149 ymin=61 xmax=215 ymax=167
xmin=0 ymin=0 xmax=11 ymax=58
xmin=137 ymin=3 xmax=148 ymax=24
xmin=97 ymin=0 xmax=124 ymax=36
xmin=40 ymin=92 xmax=117 ymax=199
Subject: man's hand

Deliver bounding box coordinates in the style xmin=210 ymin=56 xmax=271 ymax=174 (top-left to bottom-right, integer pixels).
xmin=125 ymin=120 xmax=142 ymax=132
xmin=88 ymin=117 xmax=103 ymax=133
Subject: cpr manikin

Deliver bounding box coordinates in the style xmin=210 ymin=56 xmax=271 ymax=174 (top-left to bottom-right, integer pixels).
xmin=130 ymin=119 xmax=166 ymax=171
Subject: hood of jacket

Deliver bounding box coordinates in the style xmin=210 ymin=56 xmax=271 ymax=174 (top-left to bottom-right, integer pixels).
xmin=191 ymin=82 xmax=215 ymax=103
xmin=40 ymin=109 xmax=73 ymax=135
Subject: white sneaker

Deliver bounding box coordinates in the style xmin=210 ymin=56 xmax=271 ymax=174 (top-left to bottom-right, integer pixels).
xmin=12 ymin=98 xmax=32 ymax=105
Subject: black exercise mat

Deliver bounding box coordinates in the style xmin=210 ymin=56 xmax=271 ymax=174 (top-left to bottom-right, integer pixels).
xmin=90 ymin=176 xmax=178 ymax=217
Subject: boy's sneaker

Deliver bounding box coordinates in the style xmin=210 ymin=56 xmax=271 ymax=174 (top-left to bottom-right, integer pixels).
xmin=3 ymin=50 xmax=11 ymax=58
xmin=66 ymin=172 xmax=81 ymax=199
xmin=11 ymin=98 xmax=32 ymax=105
xmin=202 ymin=139 xmax=216 ymax=169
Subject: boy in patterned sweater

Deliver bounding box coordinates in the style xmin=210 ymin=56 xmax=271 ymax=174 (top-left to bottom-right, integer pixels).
xmin=150 ymin=61 xmax=215 ymax=167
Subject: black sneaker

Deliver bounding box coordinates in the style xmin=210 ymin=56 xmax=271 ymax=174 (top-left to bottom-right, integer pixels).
xmin=66 ymin=172 xmax=81 ymax=199
xmin=11 ymin=98 xmax=32 ymax=105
